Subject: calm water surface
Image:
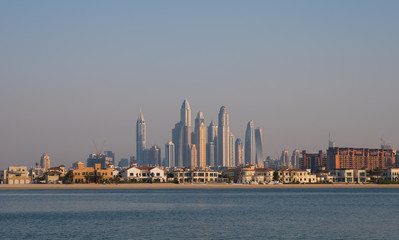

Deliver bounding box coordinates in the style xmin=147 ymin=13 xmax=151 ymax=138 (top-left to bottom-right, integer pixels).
xmin=0 ymin=188 xmax=398 ymax=239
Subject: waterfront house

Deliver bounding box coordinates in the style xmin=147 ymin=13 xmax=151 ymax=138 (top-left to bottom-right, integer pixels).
xmin=173 ymin=168 xmax=220 ymax=183
xmin=278 ymin=168 xmax=317 ymax=184
xmin=72 ymin=162 xmax=114 ymax=183
xmin=122 ymin=166 xmax=166 ymax=182
xmin=331 ymin=169 xmax=366 ymax=183
xmin=1 ymin=166 xmax=31 ymax=184
xmin=382 ymin=168 xmax=399 ymax=182
xmin=223 ymin=165 xmax=274 ymax=184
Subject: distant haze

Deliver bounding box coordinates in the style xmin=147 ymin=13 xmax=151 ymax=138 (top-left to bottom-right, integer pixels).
xmin=0 ymin=1 xmax=398 ymax=169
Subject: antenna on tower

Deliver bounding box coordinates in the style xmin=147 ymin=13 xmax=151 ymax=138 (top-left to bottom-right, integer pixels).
xmin=328 ymin=132 xmax=335 ymax=148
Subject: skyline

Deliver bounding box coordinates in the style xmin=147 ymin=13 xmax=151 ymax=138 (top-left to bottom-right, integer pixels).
xmin=1 ymin=1 xmax=398 ymax=169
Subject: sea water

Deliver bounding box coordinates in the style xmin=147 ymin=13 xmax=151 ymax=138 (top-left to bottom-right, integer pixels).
xmin=0 ymin=188 xmax=398 ymax=239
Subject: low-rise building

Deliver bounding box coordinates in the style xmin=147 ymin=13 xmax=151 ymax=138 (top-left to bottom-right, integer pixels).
xmin=121 ymin=166 xmax=166 ymax=182
xmin=315 ymin=170 xmax=334 ymax=183
xmin=43 ymin=165 xmax=66 ymax=184
xmin=223 ymin=165 xmax=273 ymax=183
xmin=71 ymin=162 xmax=114 ymax=183
xmin=331 ymin=169 xmax=366 ymax=183
xmin=1 ymin=166 xmax=31 ymax=184
xmin=382 ymin=168 xmax=399 ymax=182
xmin=29 ymin=167 xmax=46 ymax=183
xmin=278 ymin=168 xmax=317 ymax=184
xmin=174 ymin=168 xmax=220 ymax=183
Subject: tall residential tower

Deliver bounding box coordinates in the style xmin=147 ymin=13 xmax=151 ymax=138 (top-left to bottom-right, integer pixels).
xmin=255 ymin=127 xmax=264 ymax=165
xmin=172 ymin=100 xmax=192 ymax=168
xmin=136 ymin=110 xmax=146 ymax=166
xmin=218 ymin=106 xmax=230 ymax=167
xmin=245 ymin=120 xmax=256 ymax=165
xmin=195 ymin=112 xmax=206 ymax=168
xmin=40 ymin=153 xmax=50 ymax=170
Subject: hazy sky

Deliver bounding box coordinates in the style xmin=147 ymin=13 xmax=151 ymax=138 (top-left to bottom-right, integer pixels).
xmin=1 ymin=1 xmax=398 ymax=169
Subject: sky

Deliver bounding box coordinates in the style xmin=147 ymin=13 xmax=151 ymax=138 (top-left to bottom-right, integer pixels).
xmin=0 ymin=0 xmax=398 ymax=169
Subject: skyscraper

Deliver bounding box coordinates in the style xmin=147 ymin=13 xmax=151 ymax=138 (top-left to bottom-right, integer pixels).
xmin=235 ymin=138 xmax=244 ymax=166
xmin=181 ymin=99 xmax=192 ymax=167
xmin=40 ymin=153 xmax=50 ymax=170
xmin=165 ymin=141 xmax=175 ymax=168
xmin=207 ymin=121 xmax=218 ymax=167
xmin=149 ymin=145 xmax=161 ymax=166
xmin=206 ymin=142 xmax=216 ymax=167
xmin=208 ymin=121 xmax=218 ymax=143
xmin=189 ymin=144 xmax=197 ymax=168
xmin=218 ymin=106 xmax=230 ymax=167
xmin=104 ymin=151 xmax=115 ymax=166
xmin=255 ymin=127 xmax=264 ymax=165
xmin=229 ymin=132 xmax=235 ymax=167
xmin=245 ymin=120 xmax=256 ymax=165
xmin=291 ymin=149 xmax=300 ymax=168
xmin=280 ymin=149 xmax=290 ymax=166
xmin=172 ymin=122 xmax=183 ymax=167
xmin=136 ymin=110 xmax=146 ymax=166
xmin=195 ymin=112 xmax=206 ymax=168
xmin=172 ymin=100 xmax=192 ymax=168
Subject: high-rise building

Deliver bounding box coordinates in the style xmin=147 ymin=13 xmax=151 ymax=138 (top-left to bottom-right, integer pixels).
xmin=149 ymin=145 xmax=161 ymax=166
xmin=118 ymin=158 xmax=129 ymax=168
xmin=104 ymin=151 xmax=115 ymax=166
xmin=218 ymin=106 xmax=230 ymax=167
xmin=172 ymin=100 xmax=192 ymax=168
xmin=327 ymin=147 xmax=396 ymax=171
xmin=229 ymin=132 xmax=235 ymax=167
xmin=207 ymin=121 xmax=218 ymax=167
xmin=300 ymin=150 xmax=326 ymax=172
xmin=165 ymin=141 xmax=175 ymax=168
xmin=136 ymin=110 xmax=146 ymax=166
xmin=245 ymin=120 xmax=256 ymax=165
xmin=291 ymin=149 xmax=300 ymax=169
xmin=181 ymin=100 xmax=192 ymax=167
xmin=189 ymin=144 xmax=197 ymax=168
xmin=142 ymin=149 xmax=150 ymax=166
xmin=87 ymin=153 xmax=111 ymax=168
xmin=255 ymin=127 xmax=264 ymax=165
xmin=206 ymin=142 xmax=216 ymax=167
xmin=235 ymin=138 xmax=244 ymax=166
xmin=280 ymin=149 xmax=290 ymax=166
xmin=195 ymin=112 xmax=206 ymax=168
xmin=208 ymin=121 xmax=218 ymax=143
xmin=172 ymin=122 xmax=183 ymax=167
xmin=40 ymin=153 xmax=50 ymax=170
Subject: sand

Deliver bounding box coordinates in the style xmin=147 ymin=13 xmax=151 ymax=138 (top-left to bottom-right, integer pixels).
xmin=1 ymin=183 xmax=399 ymax=190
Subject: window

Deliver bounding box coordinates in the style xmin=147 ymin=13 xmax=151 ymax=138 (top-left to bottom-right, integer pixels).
xmin=156 ymin=173 xmax=160 ymax=176
xmin=130 ymin=173 xmax=133 ymax=176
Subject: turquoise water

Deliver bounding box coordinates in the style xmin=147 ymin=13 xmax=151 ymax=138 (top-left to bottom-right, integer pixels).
xmin=1 ymin=188 xmax=398 ymax=239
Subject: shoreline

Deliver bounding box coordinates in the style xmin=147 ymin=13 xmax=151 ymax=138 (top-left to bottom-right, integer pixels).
xmin=1 ymin=183 xmax=399 ymax=190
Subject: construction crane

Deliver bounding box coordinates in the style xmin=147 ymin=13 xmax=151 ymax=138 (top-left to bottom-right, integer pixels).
xmin=93 ymin=140 xmax=106 ymax=158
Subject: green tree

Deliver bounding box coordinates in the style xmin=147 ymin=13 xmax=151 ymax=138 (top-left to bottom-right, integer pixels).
xmin=61 ymin=171 xmax=74 ymax=184
xmin=273 ymin=171 xmax=280 ymax=181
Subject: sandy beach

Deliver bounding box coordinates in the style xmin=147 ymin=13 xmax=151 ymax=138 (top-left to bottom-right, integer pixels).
xmin=1 ymin=183 xmax=399 ymax=190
